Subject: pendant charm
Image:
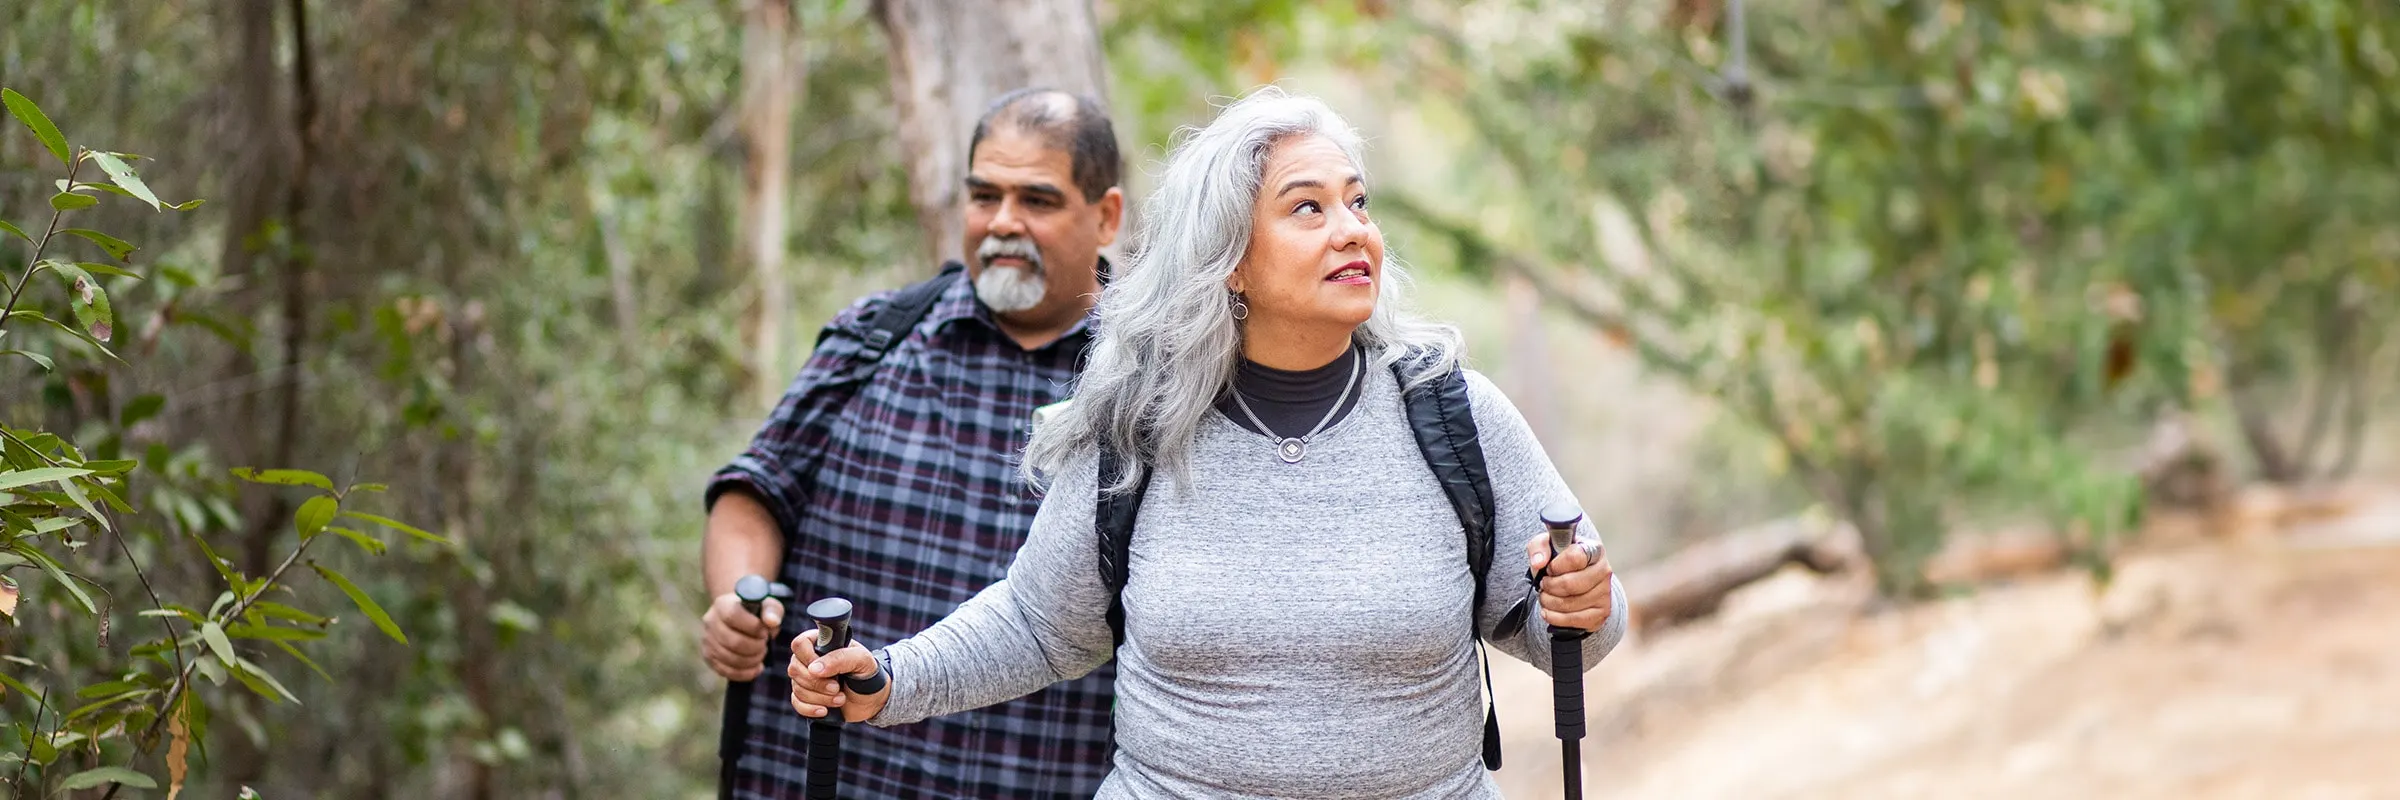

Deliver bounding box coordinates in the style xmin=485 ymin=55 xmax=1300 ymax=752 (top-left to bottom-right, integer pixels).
xmin=1278 ymin=438 xmax=1306 ymax=464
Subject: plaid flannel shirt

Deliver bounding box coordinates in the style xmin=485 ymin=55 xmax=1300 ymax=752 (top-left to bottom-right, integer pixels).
xmin=708 ymin=269 xmax=1114 ymax=799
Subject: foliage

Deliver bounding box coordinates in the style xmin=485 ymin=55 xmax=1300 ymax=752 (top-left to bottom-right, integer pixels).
xmin=10 ymin=2 xmax=922 ymax=796
xmin=3 ymin=87 xmax=436 ymax=797
xmin=1367 ymin=0 xmax=2398 ymax=595
xmin=3 ymin=0 xmax=2394 ymax=797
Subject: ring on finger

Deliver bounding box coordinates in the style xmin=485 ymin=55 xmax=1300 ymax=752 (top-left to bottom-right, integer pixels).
xmin=1579 ymin=540 xmax=1600 ymax=565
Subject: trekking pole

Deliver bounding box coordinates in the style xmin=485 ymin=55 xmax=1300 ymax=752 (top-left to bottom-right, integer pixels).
xmin=1542 ymin=500 xmax=1591 ymax=800
xmin=719 ymin=574 xmax=792 ymax=800
xmin=803 ymin=597 xmax=889 ymax=800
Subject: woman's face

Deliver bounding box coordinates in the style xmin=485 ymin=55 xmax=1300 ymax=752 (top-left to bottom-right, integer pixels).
xmin=1229 ymin=134 xmax=1382 ymax=339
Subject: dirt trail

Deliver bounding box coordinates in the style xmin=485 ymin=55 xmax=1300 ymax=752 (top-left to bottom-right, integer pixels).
xmin=1492 ymin=487 xmax=2400 ymax=800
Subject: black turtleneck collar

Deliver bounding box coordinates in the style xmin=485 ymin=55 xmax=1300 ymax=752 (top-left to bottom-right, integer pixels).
xmin=1216 ymin=345 xmax=1365 ymax=440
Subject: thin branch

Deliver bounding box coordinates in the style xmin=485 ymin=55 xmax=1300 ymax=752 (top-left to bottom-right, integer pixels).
xmin=0 ymin=428 xmax=62 ymax=467
xmin=1 ymin=156 xmax=84 ymax=336
xmin=107 ymin=511 xmax=187 ymax=688
xmin=10 ymin=685 xmax=50 ymax=799
xmin=0 ymin=424 xmax=181 ymax=680
xmin=98 ymin=518 xmax=330 ymax=800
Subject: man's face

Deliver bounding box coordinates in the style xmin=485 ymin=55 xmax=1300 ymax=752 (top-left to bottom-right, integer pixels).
xmin=961 ymin=129 xmax=1122 ymax=325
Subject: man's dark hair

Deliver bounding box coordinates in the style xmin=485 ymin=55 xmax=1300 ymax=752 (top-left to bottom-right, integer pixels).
xmin=968 ymin=87 xmax=1122 ymax=202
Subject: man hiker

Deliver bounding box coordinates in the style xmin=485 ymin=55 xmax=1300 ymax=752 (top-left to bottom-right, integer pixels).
xmin=700 ymin=87 xmax=1126 ymax=799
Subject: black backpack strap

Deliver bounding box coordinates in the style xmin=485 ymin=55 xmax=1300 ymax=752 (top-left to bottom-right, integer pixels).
xmin=1393 ymin=353 xmax=1503 ymax=770
xmin=1393 ymin=356 xmax=1498 ymax=629
xmin=1096 ymin=447 xmax=1151 ymax=650
xmin=844 ymin=260 xmax=965 ymax=360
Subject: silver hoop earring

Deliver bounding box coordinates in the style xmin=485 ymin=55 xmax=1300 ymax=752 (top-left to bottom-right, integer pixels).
xmin=1230 ymin=295 xmax=1249 ymax=321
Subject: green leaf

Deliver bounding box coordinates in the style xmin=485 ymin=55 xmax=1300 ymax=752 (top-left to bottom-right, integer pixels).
xmin=58 ymin=476 xmax=107 ymax=531
xmin=75 ymin=679 xmax=144 ymax=699
xmin=229 ymin=467 xmax=334 ymax=491
xmin=67 ymin=689 xmax=154 ymax=721
xmin=193 ymin=654 xmax=226 ymax=686
xmin=81 ymin=459 xmax=138 ymax=475
xmin=3 ymin=89 xmax=70 ymax=167
xmin=1 ymin=350 xmax=54 ymax=372
xmin=186 ymin=684 xmax=210 ymax=745
xmin=169 ymin=198 xmax=205 ymax=211
xmin=58 ymin=766 xmax=159 ymax=790
xmin=87 ymin=152 xmax=161 ymax=211
xmin=86 ymin=479 xmax=131 ymax=513
xmin=0 ymin=670 xmax=43 ymax=704
xmin=225 ymin=622 xmax=325 ymax=642
xmin=274 ymin=640 xmax=334 ymax=682
xmin=294 ymin=495 xmax=338 ymax=539
xmin=15 ymin=545 xmax=95 ymax=614
xmin=58 ymin=229 xmax=135 ymax=262
xmin=8 ymin=307 xmax=121 ymax=362
xmin=0 ymin=467 xmax=90 ymax=492
xmin=50 ymin=191 xmax=98 ymax=211
xmin=340 ymin=511 xmax=449 ymax=546
xmin=350 ymin=483 xmax=389 ymax=493
xmin=227 ymin=656 xmax=298 ymax=704
xmin=312 ymin=564 xmax=405 ymax=644
xmin=249 ymin=601 xmax=327 ymax=626
xmin=321 ymin=526 xmax=385 ymax=556
xmin=191 ymin=535 xmax=239 ymax=590
xmin=78 ymin=261 xmax=141 ymax=279
xmin=0 ymin=220 xmax=28 ymax=245
xmin=49 ymin=261 xmax=114 ymax=343
xmin=200 ymin=621 xmax=236 ymax=666
xmin=120 ymin=395 xmax=165 ymax=428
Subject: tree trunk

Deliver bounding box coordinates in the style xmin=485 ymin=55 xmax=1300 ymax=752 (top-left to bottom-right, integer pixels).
xmin=219 ymin=0 xmax=315 ymax=790
xmin=214 ymin=0 xmax=285 ymax=579
xmin=737 ymin=0 xmax=804 ymax=408
xmin=872 ymin=0 xmax=1111 ymax=266
xmin=440 ymin=302 xmax=499 ymax=800
xmin=245 ymin=0 xmax=319 ymax=574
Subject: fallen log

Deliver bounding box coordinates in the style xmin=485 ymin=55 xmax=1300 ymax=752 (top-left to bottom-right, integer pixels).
xmin=1623 ymin=513 xmax=1862 ymax=632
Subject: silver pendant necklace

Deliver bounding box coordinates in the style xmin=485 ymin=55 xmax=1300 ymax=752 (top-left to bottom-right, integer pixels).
xmin=1230 ymin=350 xmax=1362 ymax=464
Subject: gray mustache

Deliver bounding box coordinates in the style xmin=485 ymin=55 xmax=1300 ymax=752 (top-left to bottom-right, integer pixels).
xmin=977 ymin=237 xmax=1044 ymax=272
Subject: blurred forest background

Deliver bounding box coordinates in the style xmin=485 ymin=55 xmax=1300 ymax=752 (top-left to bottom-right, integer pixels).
xmin=4 ymin=0 xmax=2396 ymax=797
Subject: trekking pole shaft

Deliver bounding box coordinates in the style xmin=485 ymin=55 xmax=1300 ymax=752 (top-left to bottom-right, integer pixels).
xmin=1551 ymin=632 xmax=1587 ymax=800
xmin=804 ymin=717 xmax=844 ymax=800
xmin=720 ymin=576 xmax=779 ymax=799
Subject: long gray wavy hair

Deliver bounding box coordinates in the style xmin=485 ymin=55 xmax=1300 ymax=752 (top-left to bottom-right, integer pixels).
xmin=1023 ymin=87 xmax=1463 ymax=493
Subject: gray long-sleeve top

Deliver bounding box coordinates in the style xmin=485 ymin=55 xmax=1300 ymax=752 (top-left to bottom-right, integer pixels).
xmin=869 ymin=368 xmax=1628 ymax=798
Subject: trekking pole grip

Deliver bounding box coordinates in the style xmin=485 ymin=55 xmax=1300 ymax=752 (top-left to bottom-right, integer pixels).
xmin=721 ymin=574 xmax=790 ymax=800
xmin=1541 ymin=501 xmax=1589 ymax=800
xmin=803 ymin=597 xmax=885 ymax=800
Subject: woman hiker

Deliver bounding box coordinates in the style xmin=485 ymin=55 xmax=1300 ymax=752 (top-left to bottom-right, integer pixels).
xmin=789 ymin=86 xmax=1628 ymax=799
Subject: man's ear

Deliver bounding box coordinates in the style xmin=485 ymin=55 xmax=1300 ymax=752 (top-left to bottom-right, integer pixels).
xmin=1094 ymin=187 xmax=1125 ymax=248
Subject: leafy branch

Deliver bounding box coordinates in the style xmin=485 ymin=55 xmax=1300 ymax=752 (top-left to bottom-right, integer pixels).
xmin=4 ymin=85 xmax=436 ymax=799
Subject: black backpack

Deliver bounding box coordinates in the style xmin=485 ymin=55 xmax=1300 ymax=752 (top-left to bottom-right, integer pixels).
xmin=1092 ymin=354 xmax=1510 ymax=771
xmin=817 ymin=260 xmax=967 ymax=360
